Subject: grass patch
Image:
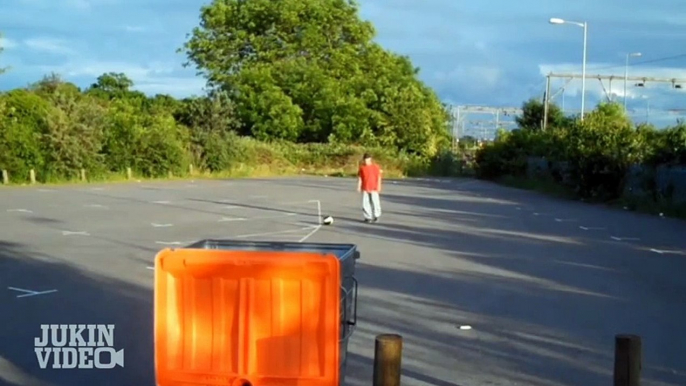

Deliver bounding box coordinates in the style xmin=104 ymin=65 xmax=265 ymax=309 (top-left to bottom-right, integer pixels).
xmin=492 ymin=175 xmax=686 ymax=220
xmin=1 ymin=138 xmax=463 ymax=188
xmin=495 ymin=175 xmax=577 ymax=199
xmin=611 ymin=195 xmax=686 ymax=219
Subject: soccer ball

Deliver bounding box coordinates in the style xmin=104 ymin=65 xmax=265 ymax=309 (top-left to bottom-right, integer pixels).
xmin=322 ymin=215 xmax=334 ymax=225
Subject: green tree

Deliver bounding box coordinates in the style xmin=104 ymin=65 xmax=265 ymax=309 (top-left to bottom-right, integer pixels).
xmin=180 ymin=0 xmax=450 ymax=156
xmin=516 ymin=98 xmax=567 ymax=130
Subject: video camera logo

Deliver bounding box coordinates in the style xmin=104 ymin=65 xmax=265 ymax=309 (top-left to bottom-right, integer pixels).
xmin=34 ymin=324 xmax=124 ymax=369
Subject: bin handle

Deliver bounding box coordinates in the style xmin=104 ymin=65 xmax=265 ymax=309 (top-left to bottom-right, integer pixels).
xmin=347 ymin=277 xmax=358 ymax=326
xmin=340 ymin=277 xmax=358 ymax=342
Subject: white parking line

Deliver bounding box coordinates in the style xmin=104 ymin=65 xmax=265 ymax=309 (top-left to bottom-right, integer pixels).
xmin=8 ymin=287 xmax=58 ymax=298
xmin=155 ymin=241 xmax=187 ymax=245
xmin=299 ymin=225 xmax=321 ymax=242
xmin=649 ymin=248 xmax=682 ymax=255
xmin=234 ymin=226 xmax=317 ymax=239
xmin=218 ymin=213 xmax=297 ymax=222
xmin=61 ymin=231 xmax=90 ymax=236
xmin=579 ymin=226 xmax=606 ymax=231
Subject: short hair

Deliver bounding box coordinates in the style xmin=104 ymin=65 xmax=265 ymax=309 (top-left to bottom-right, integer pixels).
xmin=362 ymin=153 xmax=371 ymax=160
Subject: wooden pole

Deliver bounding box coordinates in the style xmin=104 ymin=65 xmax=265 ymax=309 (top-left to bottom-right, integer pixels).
xmin=373 ymin=334 xmax=402 ymax=386
xmin=1 ymin=170 xmax=8 ymax=184
xmin=29 ymin=169 xmax=36 ymax=184
xmin=126 ymin=167 xmax=132 ymax=180
xmin=80 ymin=168 xmax=86 ymax=181
xmin=614 ymin=334 xmax=641 ymax=386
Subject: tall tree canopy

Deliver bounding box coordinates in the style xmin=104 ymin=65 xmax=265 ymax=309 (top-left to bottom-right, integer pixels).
xmin=181 ymin=0 xmax=450 ymax=156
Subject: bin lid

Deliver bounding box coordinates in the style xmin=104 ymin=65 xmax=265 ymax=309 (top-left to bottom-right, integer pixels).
xmin=185 ymin=239 xmax=357 ymax=259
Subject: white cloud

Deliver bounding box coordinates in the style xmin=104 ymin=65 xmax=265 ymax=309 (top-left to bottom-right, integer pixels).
xmin=123 ymin=25 xmax=145 ymax=32
xmin=134 ymin=77 xmax=206 ymax=97
xmin=34 ymin=60 xmax=204 ymax=97
xmin=18 ymin=0 xmax=116 ymax=9
xmin=42 ymin=60 xmax=175 ymax=79
xmin=0 ymin=37 xmax=17 ymax=49
xmin=434 ymin=66 xmax=503 ymax=89
xmin=24 ymin=38 xmax=75 ymax=54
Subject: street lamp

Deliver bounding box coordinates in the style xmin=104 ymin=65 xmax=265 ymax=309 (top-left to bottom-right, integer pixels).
xmin=550 ymin=17 xmax=588 ymax=121
xmin=624 ymin=52 xmax=641 ymax=108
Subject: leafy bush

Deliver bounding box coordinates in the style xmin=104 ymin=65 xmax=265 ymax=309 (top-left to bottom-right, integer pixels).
xmin=0 ymin=74 xmax=466 ymax=184
xmin=475 ymin=99 xmax=686 ymax=208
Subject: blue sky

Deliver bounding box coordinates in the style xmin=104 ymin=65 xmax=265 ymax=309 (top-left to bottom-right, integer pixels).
xmin=2 ymin=0 xmax=686 ymax=130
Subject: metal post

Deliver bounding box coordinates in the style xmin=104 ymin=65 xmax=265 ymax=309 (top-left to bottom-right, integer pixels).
xmin=581 ymin=22 xmax=587 ymax=121
xmin=543 ymin=74 xmax=551 ymax=130
xmin=455 ymin=106 xmax=460 ymax=139
xmin=562 ymin=89 xmax=566 ymax=112
xmin=624 ymin=54 xmax=629 ymax=108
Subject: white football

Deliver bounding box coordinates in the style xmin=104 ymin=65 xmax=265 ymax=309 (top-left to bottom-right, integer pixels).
xmin=322 ymin=215 xmax=334 ymax=225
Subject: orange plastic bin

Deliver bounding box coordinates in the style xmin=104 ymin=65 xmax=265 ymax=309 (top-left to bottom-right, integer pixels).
xmin=154 ymin=240 xmax=359 ymax=386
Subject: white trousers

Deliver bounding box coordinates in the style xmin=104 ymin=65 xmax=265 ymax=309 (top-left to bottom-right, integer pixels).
xmin=362 ymin=191 xmax=381 ymax=220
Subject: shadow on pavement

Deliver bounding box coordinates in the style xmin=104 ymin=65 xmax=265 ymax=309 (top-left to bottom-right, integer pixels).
xmin=335 ymin=181 xmax=686 ymax=386
xmin=0 ymin=241 xmax=153 ymax=386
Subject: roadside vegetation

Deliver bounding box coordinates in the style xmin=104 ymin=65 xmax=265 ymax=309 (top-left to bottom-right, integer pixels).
xmin=0 ymin=1 xmax=466 ymax=185
xmin=474 ymin=99 xmax=686 ymax=218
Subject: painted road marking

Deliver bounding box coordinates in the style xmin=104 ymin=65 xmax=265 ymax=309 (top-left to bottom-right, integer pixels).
xmin=151 ymin=223 xmax=173 ymax=227
xmin=84 ymin=204 xmax=107 ymax=208
xmin=8 ymin=287 xmax=58 ymax=298
xmin=610 ymin=236 xmax=640 ymax=241
xmin=650 ymin=248 xmax=682 ymax=255
xmin=579 ymin=226 xmax=606 ymax=231
xmin=218 ymin=213 xmax=296 ymax=222
xmin=155 ymin=241 xmax=188 ymax=245
xmin=555 ymin=218 xmax=576 ymax=222
xmin=146 ymin=266 xmax=154 ymax=270
xmin=234 ymin=226 xmax=317 ymax=239
xmin=7 ymin=209 xmax=33 ymax=213
xmin=299 ymin=225 xmax=321 ymax=242
xmin=218 ymin=217 xmax=247 ymax=222
xmin=61 ymin=231 xmax=90 ymax=236
xmin=151 ymin=200 xmax=171 ymax=204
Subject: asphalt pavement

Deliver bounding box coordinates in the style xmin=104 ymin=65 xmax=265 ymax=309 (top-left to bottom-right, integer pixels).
xmin=1 ymin=176 xmax=685 ymax=386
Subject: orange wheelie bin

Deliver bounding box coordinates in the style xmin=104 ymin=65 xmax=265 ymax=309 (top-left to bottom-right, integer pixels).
xmin=154 ymin=240 xmax=359 ymax=386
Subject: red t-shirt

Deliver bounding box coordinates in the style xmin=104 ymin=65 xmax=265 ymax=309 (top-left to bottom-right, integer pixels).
xmin=359 ymin=163 xmax=381 ymax=192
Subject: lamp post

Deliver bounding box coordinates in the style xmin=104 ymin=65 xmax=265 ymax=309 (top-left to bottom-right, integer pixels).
xmin=550 ymin=17 xmax=587 ymax=121
xmin=624 ymin=52 xmax=641 ymax=108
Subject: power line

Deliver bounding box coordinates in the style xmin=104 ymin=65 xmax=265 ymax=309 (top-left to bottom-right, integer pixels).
xmin=586 ymin=53 xmax=686 ymax=72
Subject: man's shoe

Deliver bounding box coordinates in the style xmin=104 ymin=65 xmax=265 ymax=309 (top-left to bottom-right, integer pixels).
xmin=372 ymin=217 xmax=379 ymax=223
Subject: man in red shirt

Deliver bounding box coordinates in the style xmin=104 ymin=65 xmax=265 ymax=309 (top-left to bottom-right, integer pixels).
xmin=357 ymin=153 xmax=382 ymax=223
